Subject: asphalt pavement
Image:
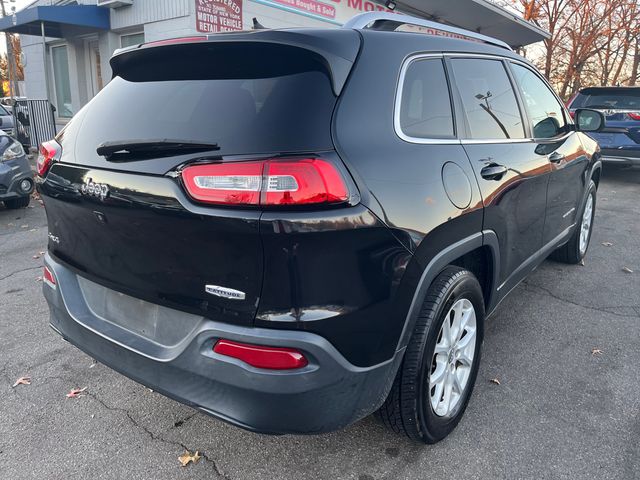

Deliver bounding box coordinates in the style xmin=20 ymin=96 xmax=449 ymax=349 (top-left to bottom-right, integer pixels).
xmin=1 ymin=166 xmax=639 ymax=480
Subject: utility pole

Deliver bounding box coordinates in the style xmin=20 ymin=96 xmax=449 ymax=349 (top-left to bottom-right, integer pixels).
xmin=0 ymin=0 xmax=18 ymax=97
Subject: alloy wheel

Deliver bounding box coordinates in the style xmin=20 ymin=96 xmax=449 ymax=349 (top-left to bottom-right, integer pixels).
xmin=429 ymin=298 xmax=477 ymax=417
xmin=579 ymin=193 xmax=594 ymax=255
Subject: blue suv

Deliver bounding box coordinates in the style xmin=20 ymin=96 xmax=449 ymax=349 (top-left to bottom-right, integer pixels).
xmin=568 ymin=86 xmax=640 ymax=165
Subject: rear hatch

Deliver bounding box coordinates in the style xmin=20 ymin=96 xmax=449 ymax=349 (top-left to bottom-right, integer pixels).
xmin=569 ymin=87 xmax=640 ymax=153
xmin=39 ymin=31 xmax=360 ymax=326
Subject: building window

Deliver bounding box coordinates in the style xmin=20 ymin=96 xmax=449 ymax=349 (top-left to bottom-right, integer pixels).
xmin=121 ymin=32 xmax=145 ymax=48
xmin=51 ymin=45 xmax=73 ymax=118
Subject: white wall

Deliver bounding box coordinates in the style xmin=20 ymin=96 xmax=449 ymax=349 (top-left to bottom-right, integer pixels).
xmin=21 ymin=41 xmax=47 ymax=99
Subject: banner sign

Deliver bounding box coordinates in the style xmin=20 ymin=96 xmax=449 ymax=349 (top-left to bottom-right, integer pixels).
xmin=249 ymin=0 xmax=391 ymax=25
xmin=196 ymin=0 xmax=243 ymax=33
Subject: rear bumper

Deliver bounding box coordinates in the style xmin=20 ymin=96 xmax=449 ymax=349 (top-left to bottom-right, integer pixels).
xmin=600 ymin=148 xmax=640 ymax=165
xmin=43 ymin=254 xmax=402 ymax=434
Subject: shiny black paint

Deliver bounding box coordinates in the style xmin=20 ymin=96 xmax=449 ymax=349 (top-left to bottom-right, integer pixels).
xmin=41 ymin=163 xmax=263 ymax=325
xmin=462 ymin=142 xmax=550 ymax=286
xmin=39 ymin=29 xmax=601 ymax=370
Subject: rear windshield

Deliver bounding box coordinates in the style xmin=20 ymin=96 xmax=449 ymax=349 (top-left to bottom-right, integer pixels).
xmin=73 ymin=43 xmax=337 ymax=159
xmin=573 ymin=90 xmax=640 ymax=109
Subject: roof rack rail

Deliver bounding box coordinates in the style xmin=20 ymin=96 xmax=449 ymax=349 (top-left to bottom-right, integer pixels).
xmin=342 ymin=12 xmax=512 ymax=51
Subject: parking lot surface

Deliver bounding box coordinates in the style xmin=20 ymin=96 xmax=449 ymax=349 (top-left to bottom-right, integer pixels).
xmin=1 ymin=167 xmax=639 ymax=480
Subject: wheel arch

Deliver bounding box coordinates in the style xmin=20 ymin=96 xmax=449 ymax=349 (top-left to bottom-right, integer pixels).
xmin=590 ymin=160 xmax=602 ymax=189
xmin=395 ymin=231 xmax=500 ymax=353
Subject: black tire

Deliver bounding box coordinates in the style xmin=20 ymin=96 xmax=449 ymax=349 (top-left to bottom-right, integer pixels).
xmin=378 ymin=266 xmax=485 ymax=443
xmin=550 ymin=180 xmax=597 ymax=264
xmin=4 ymin=196 xmax=30 ymax=209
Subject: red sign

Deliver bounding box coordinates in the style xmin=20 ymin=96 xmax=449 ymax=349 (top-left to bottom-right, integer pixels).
xmin=196 ymin=0 xmax=243 ymax=33
xmin=270 ymin=0 xmax=336 ymax=19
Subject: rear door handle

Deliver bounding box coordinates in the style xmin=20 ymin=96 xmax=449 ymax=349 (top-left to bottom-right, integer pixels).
xmin=480 ymin=163 xmax=507 ymax=180
xmin=548 ymin=151 xmax=565 ymax=163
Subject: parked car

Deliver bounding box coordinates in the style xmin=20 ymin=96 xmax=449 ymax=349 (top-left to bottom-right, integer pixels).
xmin=0 ymin=103 xmax=16 ymax=137
xmin=567 ymin=86 xmax=640 ymax=165
xmin=0 ymin=96 xmax=27 ymax=114
xmin=37 ymin=12 xmax=604 ymax=443
xmin=0 ymin=130 xmax=32 ymax=209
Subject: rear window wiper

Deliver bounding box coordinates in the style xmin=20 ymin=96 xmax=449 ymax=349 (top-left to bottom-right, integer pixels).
xmin=97 ymin=139 xmax=220 ymax=160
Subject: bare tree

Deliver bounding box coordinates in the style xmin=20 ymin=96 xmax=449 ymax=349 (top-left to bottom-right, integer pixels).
xmin=501 ymin=0 xmax=640 ymax=99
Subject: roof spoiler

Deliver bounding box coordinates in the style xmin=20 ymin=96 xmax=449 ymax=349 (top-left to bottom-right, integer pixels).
xmin=343 ymin=12 xmax=512 ymax=51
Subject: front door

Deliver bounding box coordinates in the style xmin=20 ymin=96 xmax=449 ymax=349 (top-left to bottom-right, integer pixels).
xmin=508 ymin=62 xmax=589 ymax=245
xmin=447 ymin=57 xmax=551 ymax=292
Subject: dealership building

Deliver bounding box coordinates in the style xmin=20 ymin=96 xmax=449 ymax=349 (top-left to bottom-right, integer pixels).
xmin=0 ymin=0 xmax=547 ymax=125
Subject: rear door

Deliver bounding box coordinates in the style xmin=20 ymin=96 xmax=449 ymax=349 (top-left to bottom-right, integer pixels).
xmin=509 ymin=62 xmax=589 ymax=245
xmin=40 ymin=38 xmax=355 ymax=326
xmin=448 ymin=56 xmax=551 ymax=292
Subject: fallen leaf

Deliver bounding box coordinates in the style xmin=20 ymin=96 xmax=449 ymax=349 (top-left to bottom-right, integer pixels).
xmin=591 ymin=348 xmax=604 ymax=356
xmin=622 ymin=267 xmax=634 ymax=274
xmin=66 ymin=387 xmax=87 ymax=399
xmin=178 ymin=450 xmax=201 ymax=467
xmin=601 ymin=242 xmax=613 ymax=247
xmin=490 ymin=378 xmax=501 ymax=386
xmin=12 ymin=376 xmax=31 ymax=388
xmin=580 ymin=259 xmax=585 ymax=266
xmin=32 ymin=255 xmax=40 ymax=260
xmin=39 ymin=251 xmax=45 ymax=255
xmin=20 ymin=225 xmax=28 ymax=229
xmin=36 ymin=276 xmax=42 ymax=282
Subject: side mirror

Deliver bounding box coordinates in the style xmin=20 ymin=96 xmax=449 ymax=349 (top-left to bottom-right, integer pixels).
xmin=574 ymin=108 xmax=604 ymax=132
xmin=533 ymin=116 xmax=561 ymax=138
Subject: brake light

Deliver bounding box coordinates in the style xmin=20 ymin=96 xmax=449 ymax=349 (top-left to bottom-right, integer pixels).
xmin=569 ymin=110 xmax=576 ymax=119
xmin=37 ymin=140 xmax=61 ymax=177
xmin=213 ymin=339 xmax=308 ymax=370
xmin=628 ymin=112 xmax=640 ymax=121
xmin=43 ymin=266 xmax=56 ymax=289
xmin=181 ymin=159 xmax=349 ymax=206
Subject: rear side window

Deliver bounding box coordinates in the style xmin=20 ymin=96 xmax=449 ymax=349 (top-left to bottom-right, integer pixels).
xmin=511 ymin=64 xmax=567 ymax=139
xmin=398 ymin=58 xmax=454 ymax=139
xmin=74 ymin=43 xmax=337 ymax=159
xmin=450 ymin=58 xmax=525 ymax=140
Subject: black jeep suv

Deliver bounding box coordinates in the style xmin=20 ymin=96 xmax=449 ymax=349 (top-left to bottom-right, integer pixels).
xmin=38 ymin=13 xmax=604 ymax=443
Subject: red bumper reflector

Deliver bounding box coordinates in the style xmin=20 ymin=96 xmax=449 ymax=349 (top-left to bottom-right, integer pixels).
xmin=213 ymin=340 xmax=308 ymax=370
xmin=43 ymin=266 xmax=56 ymax=288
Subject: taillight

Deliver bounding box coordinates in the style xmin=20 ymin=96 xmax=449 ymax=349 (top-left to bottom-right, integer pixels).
xmin=569 ymin=110 xmax=576 ymax=119
xmin=628 ymin=112 xmax=640 ymax=121
xmin=181 ymin=159 xmax=349 ymax=207
xmin=43 ymin=266 xmax=56 ymax=289
xmin=37 ymin=140 xmax=61 ymax=177
xmin=213 ymin=339 xmax=308 ymax=370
